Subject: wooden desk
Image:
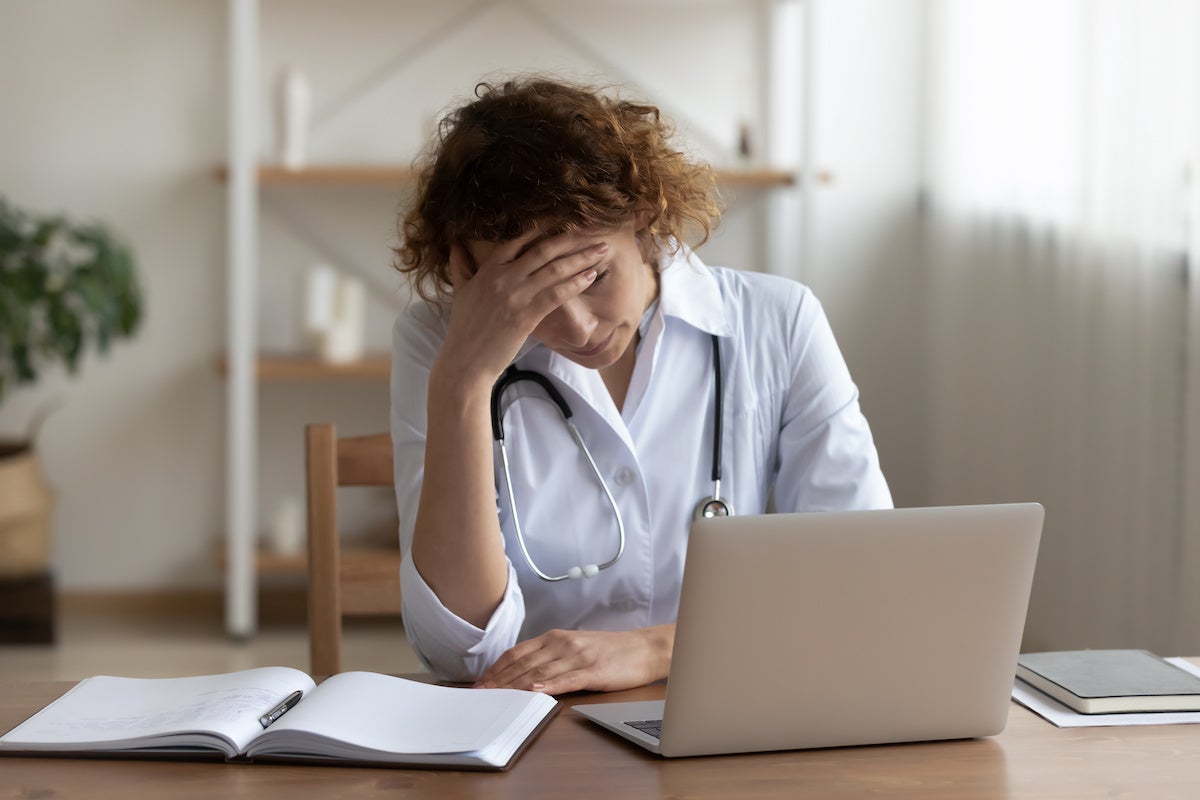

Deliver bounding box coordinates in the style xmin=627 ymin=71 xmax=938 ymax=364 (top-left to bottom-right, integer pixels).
xmin=3 ymin=677 xmax=1200 ymax=799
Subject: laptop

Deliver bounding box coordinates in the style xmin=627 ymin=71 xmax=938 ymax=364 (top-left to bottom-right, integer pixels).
xmin=574 ymin=503 xmax=1043 ymax=757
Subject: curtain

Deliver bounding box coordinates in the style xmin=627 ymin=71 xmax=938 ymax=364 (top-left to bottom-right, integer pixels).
xmin=923 ymin=0 xmax=1200 ymax=653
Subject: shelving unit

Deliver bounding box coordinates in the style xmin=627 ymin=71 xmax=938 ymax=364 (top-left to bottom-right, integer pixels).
xmin=216 ymin=543 xmax=401 ymax=579
xmin=215 ymin=353 xmax=391 ymax=381
xmin=222 ymin=0 xmax=809 ymax=637
xmin=214 ymin=163 xmax=800 ymax=188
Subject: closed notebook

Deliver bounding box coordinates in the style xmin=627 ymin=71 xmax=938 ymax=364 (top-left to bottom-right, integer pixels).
xmin=0 ymin=667 xmax=558 ymax=771
xmin=1016 ymin=650 xmax=1200 ymax=714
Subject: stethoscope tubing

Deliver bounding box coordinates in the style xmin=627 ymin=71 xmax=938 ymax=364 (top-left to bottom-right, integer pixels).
xmin=496 ymin=423 xmax=627 ymax=582
xmin=709 ymin=333 xmax=723 ymax=485
xmin=490 ymin=334 xmax=731 ymax=582
xmin=492 ymin=366 xmax=627 ymax=582
xmin=700 ymin=332 xmax=733 ymax=519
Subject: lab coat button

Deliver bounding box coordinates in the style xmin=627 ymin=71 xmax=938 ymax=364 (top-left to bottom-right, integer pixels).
xmin=615 ymin=467 xmax=636 ymax=486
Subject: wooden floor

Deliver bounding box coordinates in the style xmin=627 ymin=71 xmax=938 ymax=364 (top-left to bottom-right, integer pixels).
xmin=0 ymin=596 xmax=426 ymax=682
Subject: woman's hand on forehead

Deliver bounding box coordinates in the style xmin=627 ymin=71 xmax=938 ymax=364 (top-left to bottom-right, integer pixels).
xmin=437 ymin=230 xmax=608 ymax=384
xmin=468 ymin=228 xmax=609 ymax=275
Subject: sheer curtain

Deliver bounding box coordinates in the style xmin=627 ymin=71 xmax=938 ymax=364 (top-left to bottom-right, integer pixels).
xmin=923 ymin=0 xmax=1200 ymax=652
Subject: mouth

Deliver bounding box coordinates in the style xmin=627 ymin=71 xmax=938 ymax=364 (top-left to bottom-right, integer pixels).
xmin=571 ymin=332 xmax=613 ymax=359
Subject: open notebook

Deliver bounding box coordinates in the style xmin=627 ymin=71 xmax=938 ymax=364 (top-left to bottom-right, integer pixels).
xmin=0 ymin=667 xmax=558 ymax=771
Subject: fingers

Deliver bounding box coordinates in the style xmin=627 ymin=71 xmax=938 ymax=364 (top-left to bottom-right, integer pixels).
xmin=470 ymin=243 xmax=605 ymax=337
xmin=446 ymin=244 xmax=474 ymax=289
xmin=475 ymin=634 xmax=565 ymax=690
xmin=458 ymin=237 xmax=604 ymax=308
xmin=475 ymin=229 xmax=607 ymax=281
xmin=521 ymin=243 xmax=606 ymax=317
xmin=438 ymin=231 xmax=608 ymax=384
xmin=530 ymin=669 xmax=591 ymax=696
xmin=486 ymin=655 xmax=566 ymax=691
xmin=474 ymin=638 xmax=537 ymax=687
xmin=513 ymin=234 xmax=603 ymax=278
xmin=475 ymin=628 xmax=669 ymax=695
xmin=489 ymin=227 xmax=544 ymax=268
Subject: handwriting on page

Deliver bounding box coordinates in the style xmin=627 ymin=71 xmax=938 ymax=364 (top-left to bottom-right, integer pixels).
xmin=44 ymin=687 xmax=284 ymax=734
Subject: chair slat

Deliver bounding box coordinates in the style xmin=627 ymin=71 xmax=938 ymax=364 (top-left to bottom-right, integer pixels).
xmin=337 ymin=434 xmax=393 ymax=486
xmin=306 ymin=424 xmax=400 ymax=676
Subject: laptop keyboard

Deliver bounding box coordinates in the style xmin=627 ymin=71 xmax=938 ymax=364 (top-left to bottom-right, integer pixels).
xmin=625 ymin=719 xmax=663 ymax=739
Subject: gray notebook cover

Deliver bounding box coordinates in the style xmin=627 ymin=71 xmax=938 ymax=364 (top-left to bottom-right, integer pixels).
xmin=1018 ymin=650 xmax=1200 ymax=699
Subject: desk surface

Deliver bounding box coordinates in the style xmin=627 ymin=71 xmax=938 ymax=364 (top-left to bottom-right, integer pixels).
xmin=2 ymin=674 xmax=1200 ymax=800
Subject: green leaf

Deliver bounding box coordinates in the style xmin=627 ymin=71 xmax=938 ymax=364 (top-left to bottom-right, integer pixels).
xmin=13 ymin=343 xmax=35 ymax=381
xmin=0 ymin=196 xmax=143 ymax=403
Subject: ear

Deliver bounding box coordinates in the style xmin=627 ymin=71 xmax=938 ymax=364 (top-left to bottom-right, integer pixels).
xmin=632 ymin=210 xmax=651 ymax=232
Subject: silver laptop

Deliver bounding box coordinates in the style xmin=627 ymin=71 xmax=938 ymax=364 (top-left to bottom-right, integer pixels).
xmin=574 ymin=503 xmax=1043 ymax=757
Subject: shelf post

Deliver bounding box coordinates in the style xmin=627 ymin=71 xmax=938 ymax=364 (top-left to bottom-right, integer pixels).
xmin=763 ymin=0 xmax=807 ymax=282
xmin=226 ymin=0 xmax=259 ymax=638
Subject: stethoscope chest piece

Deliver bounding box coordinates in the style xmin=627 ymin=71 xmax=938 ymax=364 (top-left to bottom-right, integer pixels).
xmin=694 ymin=496 xmax=734 ymax=520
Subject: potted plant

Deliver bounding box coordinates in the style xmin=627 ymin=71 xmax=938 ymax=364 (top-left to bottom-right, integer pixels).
xmin=0 ymin=196 xmax=143 ymax=640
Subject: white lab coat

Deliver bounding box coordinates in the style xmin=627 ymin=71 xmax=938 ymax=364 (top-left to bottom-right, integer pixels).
xmin=389 ymin=249 xmax=892 ymax=681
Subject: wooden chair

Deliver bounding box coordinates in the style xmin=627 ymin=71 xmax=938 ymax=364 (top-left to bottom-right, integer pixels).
xmin=305 ymin=423 xmax=401 ymax=676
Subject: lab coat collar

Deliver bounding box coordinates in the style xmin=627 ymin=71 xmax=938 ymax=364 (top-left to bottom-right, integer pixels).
xmin=514 ymin=345 xmax=636 ymax=456
xmin=655 ymin=247 xmax=734 ymax=338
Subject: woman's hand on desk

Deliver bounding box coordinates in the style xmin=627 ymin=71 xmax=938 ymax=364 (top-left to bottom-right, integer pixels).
xmin=474 ymin=624 xmax=675 ymax=695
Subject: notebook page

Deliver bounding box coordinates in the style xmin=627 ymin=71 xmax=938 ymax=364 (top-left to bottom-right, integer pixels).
xmin=252 ymin=672 xmax=551 ymax=756
xmin=0 ymin=667 xmax=315 ymax=755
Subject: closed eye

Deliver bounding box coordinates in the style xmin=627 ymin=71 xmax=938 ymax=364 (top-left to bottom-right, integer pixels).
xmin=587 ymin=269 xmax=611 ymax=290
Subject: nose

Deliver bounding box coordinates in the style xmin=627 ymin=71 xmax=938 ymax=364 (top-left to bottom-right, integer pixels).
xmin=547 ymin=298 xmax=597 ymax=348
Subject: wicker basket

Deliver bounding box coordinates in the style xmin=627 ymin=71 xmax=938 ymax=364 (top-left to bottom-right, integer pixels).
xmin=0 ymin=440 xmax=54 ymax=578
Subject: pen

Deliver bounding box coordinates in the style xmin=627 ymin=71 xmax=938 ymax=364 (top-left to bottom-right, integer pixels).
xmin=259 ymin=690 xmax=303 ymax=729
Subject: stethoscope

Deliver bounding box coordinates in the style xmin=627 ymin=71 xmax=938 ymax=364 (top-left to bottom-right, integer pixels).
xmin=489 ymin=334 xmax=733 ymax=582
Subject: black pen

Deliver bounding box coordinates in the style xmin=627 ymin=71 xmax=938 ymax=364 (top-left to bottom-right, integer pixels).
xmin=259 ymin=690 xmax=303 ymax=729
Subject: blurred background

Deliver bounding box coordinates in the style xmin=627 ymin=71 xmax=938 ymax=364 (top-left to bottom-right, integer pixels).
xmin=1 ymin=0 xmax=1198 ymax=670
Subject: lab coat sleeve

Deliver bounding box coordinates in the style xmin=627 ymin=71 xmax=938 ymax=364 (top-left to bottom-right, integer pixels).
xmin=390 ymin=308 xmax=526 ymax=681
xmin=772 ymin=290 xmax=893 ymax=512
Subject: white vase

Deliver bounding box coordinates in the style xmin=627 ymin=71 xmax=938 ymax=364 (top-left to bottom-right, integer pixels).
xmin=279 ymin=66 xmax=311 ymax=170
xmin=318 ymin=277 xmax=366 ymax=364
xmin=303 ymin=264 xmax=337 ymax=348
xmin=267 ymin=496 xmax=305 ymax=556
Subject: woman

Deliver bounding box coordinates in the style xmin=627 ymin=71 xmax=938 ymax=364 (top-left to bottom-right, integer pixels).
xmin=390 ymin=77 xmax=891 ymax=693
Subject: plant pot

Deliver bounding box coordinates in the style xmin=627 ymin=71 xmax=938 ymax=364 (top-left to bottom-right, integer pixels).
xmin=0 ymin=440 xmax=54 ymax=577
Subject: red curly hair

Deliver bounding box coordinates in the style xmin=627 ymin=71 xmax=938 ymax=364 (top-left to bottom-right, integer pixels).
xmin=395 ymin=77 xmax=723 ymax=301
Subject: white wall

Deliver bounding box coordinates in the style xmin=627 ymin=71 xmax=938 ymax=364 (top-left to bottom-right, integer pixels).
xmin=804 ymin=0 xmax=927 ymax=505
xmin=4 ymin=0 xmax=902 ymax=591
xmin=1 ymin=0 xmax=228 ymax=589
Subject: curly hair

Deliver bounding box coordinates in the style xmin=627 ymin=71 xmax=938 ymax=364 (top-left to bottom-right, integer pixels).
xmin=395 ymin=77 xmax=723 ymax=302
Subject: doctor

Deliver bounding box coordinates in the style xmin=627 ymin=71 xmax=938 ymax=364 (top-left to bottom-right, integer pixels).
xmin=390 ymin=78 xmax=892 ymax=694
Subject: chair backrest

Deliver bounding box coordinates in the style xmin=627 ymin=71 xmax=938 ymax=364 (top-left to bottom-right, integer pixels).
xmin=305 ymin=423 xmax=400 ymax=676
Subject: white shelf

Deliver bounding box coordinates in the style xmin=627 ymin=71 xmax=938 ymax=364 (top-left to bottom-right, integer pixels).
xmin=221 ymin=0 xmax=806 ymax=637
xmin=213 ymin=163 xmax=801 ymax=188
xmin=215 ymin=353 xmax=390 ymax=381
